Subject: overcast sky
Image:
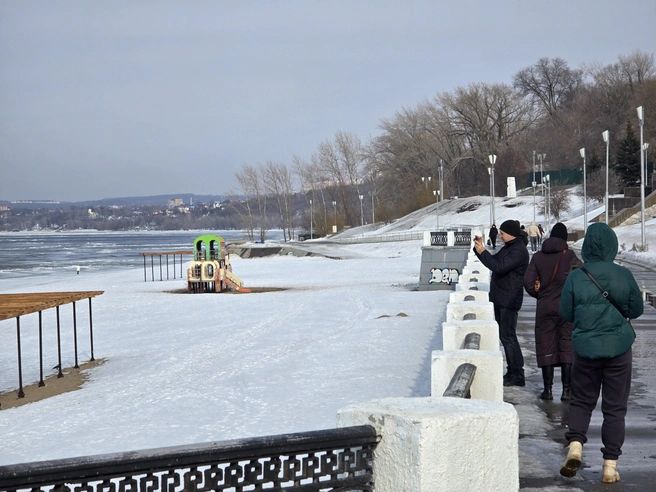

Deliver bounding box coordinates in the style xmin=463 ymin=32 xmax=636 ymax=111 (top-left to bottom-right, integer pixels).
xmin=1 ymin=1 xmax=654 ymax=202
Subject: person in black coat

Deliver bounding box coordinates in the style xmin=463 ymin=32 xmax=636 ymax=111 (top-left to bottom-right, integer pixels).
xmin=523 ymin=223 xmax=582 ymax=400
xmin=488 ymin=224 xmax=498 ymax=248
xmin=474 ymin=219 xmax=530 ymax=386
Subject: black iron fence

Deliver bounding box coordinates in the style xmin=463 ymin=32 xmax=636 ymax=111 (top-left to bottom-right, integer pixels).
xmin=0 ymin=426 xmax=377 ymax=492
xmin=429 ymin=230 xmax=472 ymax=246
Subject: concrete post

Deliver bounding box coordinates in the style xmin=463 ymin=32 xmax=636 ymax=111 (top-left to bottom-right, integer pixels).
xmin=337 ymin=397 xmax=519 ymax=492
xmin=431 ymin=349 xmax=504 ymax=401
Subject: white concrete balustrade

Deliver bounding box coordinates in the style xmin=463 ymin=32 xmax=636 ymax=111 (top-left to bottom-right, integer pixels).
xmin=445 ymin=301 xmax=494 ymax=322
xmin=441 ymin=320 xmax=499 ymax=351
xmin=337 ymin=397 xmax=519 ymax=492
xmin=431 ymin=350 xmax=504 ymax=402
xmin=337 ymin=240 xmax=519 ymax=491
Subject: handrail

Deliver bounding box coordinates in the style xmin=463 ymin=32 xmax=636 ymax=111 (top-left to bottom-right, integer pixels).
xmin=606 ymin=189 xmax=656 ymax=228
xmin=0 ymin=425 xmax=377 ymax=492
xmin=333 ymin=231 xmax=424 ymax=243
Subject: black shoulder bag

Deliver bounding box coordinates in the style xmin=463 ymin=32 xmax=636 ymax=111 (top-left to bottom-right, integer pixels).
xmin=580 ymin=266 xmax=635 ymax=336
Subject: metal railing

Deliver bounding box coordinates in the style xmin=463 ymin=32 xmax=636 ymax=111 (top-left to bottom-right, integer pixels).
xmin=429 ymin=230 xmax=473 ymax=247
xmin=0 ymin=426 xmax=377 ymax=492
xmin=334 ymin=231 xmax=424 ymax=244
xmin=603 ymin=189 xmax=656 ymax=228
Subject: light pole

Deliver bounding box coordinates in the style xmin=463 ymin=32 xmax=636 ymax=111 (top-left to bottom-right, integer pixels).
xmin=532 ymin=180 xmax=537 ymax=221
xmin=645 ymin=143 xmax=650 ymax=193
xmin=370 ymin=191 xmax=375 ymax=225
xmin=439 ymin=159 xmax=444 ymax=202
xmin=602 ymin=130 xmax=610 ymax=224
xmin=532 ymin=151 xmax=536 ymax=223
xmin=433 ymin=190 xmax=440 ymax=229
xmin=543 ymin=175 xmax=551 ymax=232
xmin=332 ymin=200 xmax=337 ymax=234
xmin=359 ymin=194 xmax=364 ymax=226
xmin=488 ymin=154 xmax=496 ymax=227
xmin=309 ymin=199 xmax=313 ymax=239
xmin=537 ymin=153 xmax=546 ymax=223
xmin=638 ymin=106 xmax=646 ymax=249
xmin=580 ymin=148 xmax=588 ymax=234
xmin=421 ymin=176 xmax=432 ymax=189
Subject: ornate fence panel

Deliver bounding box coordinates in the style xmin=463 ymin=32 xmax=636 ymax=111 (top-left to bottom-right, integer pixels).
xmin=0 ymin=426 xmax=377 ymax=492
xmin=430 ymin=232 xmax=448 ymax=246
xmin=453 ymin=230 xmax=472 ymax=245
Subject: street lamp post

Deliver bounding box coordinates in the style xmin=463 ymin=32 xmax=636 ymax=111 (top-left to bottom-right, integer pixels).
xmin=332 ymin=200 xmax=337 ymax=234
xmin=580 ymin=148 xmax=588 ymax=234
xmin=602 ymin=131 xmax=610 ymax=224
xmin=359 ymin=194 xmax=364 ymax=226
xmin=439 ymin=159 xmax=444 ymax=202
xmin=638 ymin=106 xmax=646 ymax=249
xmin=542 ymin=175 xmax=551 ymax=232
xmin=421 ymin=176 xmax=432 ymax=189
xmin=309 ymin=199 xmax=313 ymax=239
xmin=488 ymin=154 xmax=496 ymax=227
xmin=532 ymin=151 xmax=536 ymax=223
xmin=433 ymin=190 xmax=440 ymax=229
xmin=370 ymin=191 xmax=375 ymax=225
xmin=537 ymin=153 xmax=546 ymax=223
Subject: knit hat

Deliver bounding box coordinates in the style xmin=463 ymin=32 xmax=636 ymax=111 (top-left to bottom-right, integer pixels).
xmin=500 ymin=219 xmax=521 ymax=238
xmin=550 ymin=222 xmax=568 ymax=241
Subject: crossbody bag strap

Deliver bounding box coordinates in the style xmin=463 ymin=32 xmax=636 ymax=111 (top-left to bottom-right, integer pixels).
xmin=541 ymin=250 xmax=566 ymax=291
xmin=580 ymin=267 xmax=633 ymax=336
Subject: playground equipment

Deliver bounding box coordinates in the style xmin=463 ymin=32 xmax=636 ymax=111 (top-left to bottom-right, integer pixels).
xmin=187 ymin=235 xmax=251 ymax=293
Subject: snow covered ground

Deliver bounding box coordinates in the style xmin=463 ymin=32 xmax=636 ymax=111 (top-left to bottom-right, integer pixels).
xmin=1 ymin=187 xmax=655 ymax=468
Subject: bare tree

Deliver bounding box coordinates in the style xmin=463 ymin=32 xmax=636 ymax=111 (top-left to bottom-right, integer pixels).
xmin=435 ymin=83 xmax=536 ymax=194
xmin=513 ymin=57 xmax=583 ymax=120
xmin=618 ymin=50 xmax=656 ymax=95
xmin=262 ymin=161 xmax=296 ymax=241
xmin=310 ymin=131 xmax=367 ymax=228
xmin=543 ymin=188 xmax=572 ymax=222
xmin=235 ymin=164 xmax=268 ymax=241
xmin=586 ymin=168 xmax=622 ymax=203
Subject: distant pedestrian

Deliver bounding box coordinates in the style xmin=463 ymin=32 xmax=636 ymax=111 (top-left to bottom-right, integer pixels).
xmin=76 ymin=265 xmax=80 ymax=275
xmin=519 ymin=224 xmax=529 ymax=246
xmin=538 ymin=224 xmax=545 ymax=246
xmin=523 ymin=223 xmax=581 ymax=401
xmin=474 ymin=219 xmax=529 ymax=386
xmin=527 ymin=221 xmax=541 ymax=252
xmin=558 ymin=223 xmax=643 ymax=483
xmin=488 ymin=224 xmax=498 ymax=249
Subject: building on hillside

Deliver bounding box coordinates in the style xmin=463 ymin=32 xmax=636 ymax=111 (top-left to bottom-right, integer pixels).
xmin=167 ymin=198 xmax=183 ymax=208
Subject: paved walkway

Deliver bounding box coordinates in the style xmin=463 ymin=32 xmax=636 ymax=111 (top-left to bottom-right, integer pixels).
xmin=512 ymin=257 xmax=656 ymax=490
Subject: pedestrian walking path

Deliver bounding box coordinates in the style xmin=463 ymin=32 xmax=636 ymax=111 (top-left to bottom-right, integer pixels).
xmin=511 ymin=268 xmax=656 ymax=489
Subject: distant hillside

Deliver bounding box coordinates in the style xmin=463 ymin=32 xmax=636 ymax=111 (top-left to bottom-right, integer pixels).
xmin=2 ymin=194 xmax=227 ymax=209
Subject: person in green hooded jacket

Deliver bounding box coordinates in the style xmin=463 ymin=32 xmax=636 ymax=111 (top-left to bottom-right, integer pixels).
xmin=558 ymin=223 xmax=643 ymax=483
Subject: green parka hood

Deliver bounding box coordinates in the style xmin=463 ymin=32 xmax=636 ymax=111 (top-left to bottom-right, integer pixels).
xmin=581 ymin=223 xmax=618 ymax=263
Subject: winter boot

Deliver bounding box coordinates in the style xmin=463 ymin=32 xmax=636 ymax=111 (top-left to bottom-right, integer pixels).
xmin=561 ymin=363 xmax=572 ymax=401
xmin=540 ymin=366 xmax=554 ymax=400
xmin=602 ymin=459 xmax=620 ymax=483
xmin=559 ymin=441 xmax=583 ymax=477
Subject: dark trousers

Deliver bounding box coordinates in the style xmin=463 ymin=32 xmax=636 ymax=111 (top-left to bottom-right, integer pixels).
xmin=565 ymin=348 xmax=632 ymax=460
xmin=494 ymin=305 xmax=524 ymax=377
xmin=530 ymin=236 xmax=538 ymax=252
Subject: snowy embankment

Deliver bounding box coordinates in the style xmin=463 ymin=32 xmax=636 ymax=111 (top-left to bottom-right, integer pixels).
xmin=0 ymin=241 xmax=449 ymax=465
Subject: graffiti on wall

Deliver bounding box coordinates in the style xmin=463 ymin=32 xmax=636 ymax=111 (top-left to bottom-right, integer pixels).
xmin=429 ymin=267 xmax=460 ymax=285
